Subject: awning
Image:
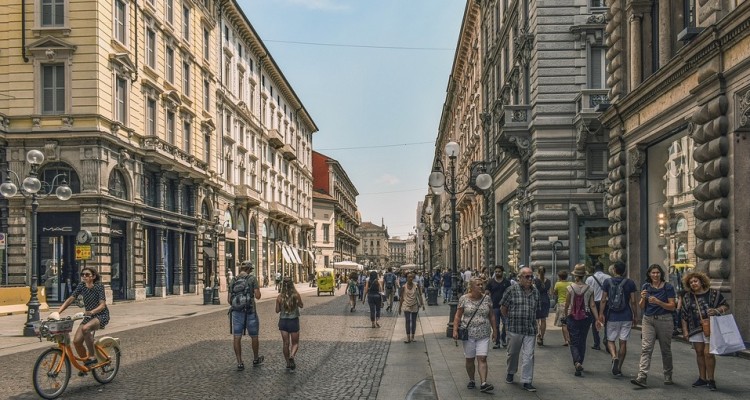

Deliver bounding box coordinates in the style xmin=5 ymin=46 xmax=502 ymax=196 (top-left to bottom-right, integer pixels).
xmin=289 ymin=247 xmax=303 ymax=265
xmin=281 ymin=245 xmax=293 ymax=263
xmin=203 ymin=247 xmax=215 ymax=258
xmin=306 ymin=250 xmax=315 ymax=265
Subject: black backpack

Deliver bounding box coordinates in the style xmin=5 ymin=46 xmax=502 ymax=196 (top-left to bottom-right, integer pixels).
xmin=607 ymin=277 xmax=629 ymax=312
xmin=384 ymin=273 xmax=396 ymax=290
xmin=230 ymin=275 xmax=255 ymax=312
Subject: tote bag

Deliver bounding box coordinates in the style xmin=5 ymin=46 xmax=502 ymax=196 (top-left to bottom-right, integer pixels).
xmin=709 ymin=314 xmax=746 ymax=355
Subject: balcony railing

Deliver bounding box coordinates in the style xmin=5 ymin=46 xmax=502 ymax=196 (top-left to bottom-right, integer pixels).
xmin=575 ymin=89 xmax=610 ymax=114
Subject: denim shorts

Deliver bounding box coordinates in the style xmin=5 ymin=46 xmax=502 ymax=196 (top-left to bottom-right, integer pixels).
xmin=278 ymin=317 xmax=300 ymax=333
xmin=232 ymin=311 xmax=259 ymax=336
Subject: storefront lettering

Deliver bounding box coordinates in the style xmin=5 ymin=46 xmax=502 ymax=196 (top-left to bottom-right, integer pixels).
xmin=41 ymin=227 xmax=73 ymax=233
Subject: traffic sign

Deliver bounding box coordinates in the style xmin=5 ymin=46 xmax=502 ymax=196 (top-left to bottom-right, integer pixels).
xmin=75 ymin=245 xmax=92 ymax=260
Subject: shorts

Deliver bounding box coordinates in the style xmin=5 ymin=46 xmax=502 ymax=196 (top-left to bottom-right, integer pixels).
xmin=689 ymin=332 xmax=709 ymax=343
xmin=232 ymin=311 xmax=259 ymax=337
xmin=463 ymin=336 xmax=490 ymax=358
xmin=278 ymin=317 xmax=300 ymax=333
xmin=606 ymin=321 xmax=633 ymax=341
xmin=554 ymin=303 xmax=567 ymax=327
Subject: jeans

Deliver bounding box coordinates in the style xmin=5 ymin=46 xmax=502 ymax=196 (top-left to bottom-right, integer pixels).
xmin=367 ymin=293 xmax=382 ymax=322
xmin=358 ymin=284 xmax=365 ymax=301
xmin=506 ymin=332 xmax=536 ymax=383
xmin=492 ymin=308 xmax=507 ymax=344
xmin=404 ymin=311 xmax=418 ymax=335
xmin=637 ymin=314 xmax=674 ymax=380
xmin=443 ymin=286 xmax=452 ymax=300
xmin=567 ymin=315 xmax=592 ymax=365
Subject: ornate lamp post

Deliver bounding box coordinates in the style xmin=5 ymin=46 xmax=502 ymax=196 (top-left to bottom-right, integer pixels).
xmin=197 ymin=214 xmax=231 ymax=305
xmin=0 ymin=149 xmax=72 ymax=336
xmin=428 ymin=141 xmax=492 ymax=337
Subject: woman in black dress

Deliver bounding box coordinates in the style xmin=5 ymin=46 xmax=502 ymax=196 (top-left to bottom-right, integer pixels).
xmin=57 ymin=267 xmax=110 ymax=367
xmin=534 ymin=266 xmax=552 ymax=346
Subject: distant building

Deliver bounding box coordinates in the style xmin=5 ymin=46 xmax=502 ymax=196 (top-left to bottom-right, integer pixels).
xmin=357 ymin=221 xmax=389 ymax=269
xmin=388 ymin=238 xmax=407 ymax=269
xmin=312 ymin=192 xmax=336 ymax=269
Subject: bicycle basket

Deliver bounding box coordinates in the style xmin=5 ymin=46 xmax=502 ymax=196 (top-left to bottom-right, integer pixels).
xmin=33 ymin=319 xmax=75 ymax=336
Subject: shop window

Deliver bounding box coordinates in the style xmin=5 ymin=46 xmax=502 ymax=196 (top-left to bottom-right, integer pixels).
xmin=577 ymin=219 xmax=610 ymax=268
xmin=166 ymin=180 xmax=177 ymax=212
xmin=108 ymin=169 xmax=128 ymax=200
xmin=142 ymin=172 xmax=157 ymax=207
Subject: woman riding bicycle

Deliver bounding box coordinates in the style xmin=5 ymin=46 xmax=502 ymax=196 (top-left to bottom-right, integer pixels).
xmin=57 ymin=266 xmax=110 ymax=367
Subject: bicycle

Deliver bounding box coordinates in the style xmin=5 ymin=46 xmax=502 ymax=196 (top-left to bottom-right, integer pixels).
xmin=30 ymin=313 xmax=121 ymax=399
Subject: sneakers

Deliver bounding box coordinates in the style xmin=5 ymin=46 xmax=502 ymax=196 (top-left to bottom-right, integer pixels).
xmin=692 ymin=378 xmax=709 ymax=387
xmin=611 ymin=358 xmax=620 ymax=376
xmin=630 ymin=377 xmax=647 ymax=388
xmin=467 ymin=380 xmax=476 ymax=389
xmin=522 ymin=383 xmax=537 ymax=392
xmin=83 ymin=358 xmax=98 ymax=368
xmin=664 ymin=375 xmax=674 ymax=385
xmin=591 ymin=345 xmax=601 ymax=350
xmin=574 ymin=362 xmax=584 ymax=376
xmin=480 ymin=383 xmax=494 ymax=393
xmin=505 ymin=374 xmax=514 ymax=384
xmin=708 ymin=380 xmax=717 ymax=391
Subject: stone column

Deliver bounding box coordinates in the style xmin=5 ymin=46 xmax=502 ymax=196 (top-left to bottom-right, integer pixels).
xmin=154 ymin=228 xmax=166 ymax=297
xmin=172 ymin=231 xmax=184 ymax=295
xmin=629 ymin=13 xmax=643 ymax=87
xmin=658 ymin=0 xmax=671 ymax=67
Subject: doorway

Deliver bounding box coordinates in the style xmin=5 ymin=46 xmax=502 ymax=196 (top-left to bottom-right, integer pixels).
xmin=111 ymin=220 xmax=127 ymax=301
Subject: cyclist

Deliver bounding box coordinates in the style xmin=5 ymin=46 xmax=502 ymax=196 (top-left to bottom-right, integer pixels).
xmin=56 ymin=266 xmax=110 ymax=367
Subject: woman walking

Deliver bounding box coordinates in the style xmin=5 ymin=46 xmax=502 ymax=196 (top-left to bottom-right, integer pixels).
xmin=276 ymin=277 xmax=303 ymax=370
xmin=399 ymin=272 xmax=425 ymax=343
xmin=564 ymin=264 xmax=600 ymax=376
xmin=362 ymin=270 xmax=382 ymax=328
xmin=452 ymin=277 xmax=497 ymax=393
xmin=346 ymin=272 xmax=359 ymax=312
xmin=631 ymin=264 xmax=676 ymax=387
xmin=680 ymin=271 xmax=729 ymax=391
xmin=534 ymin=266 xmax=552 ymax=346
xmin=553 ymin=270 xmax=572 ymax=346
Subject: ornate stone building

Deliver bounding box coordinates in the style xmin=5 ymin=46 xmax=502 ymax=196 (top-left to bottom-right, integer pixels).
xmin=478 ymin=0 xmax=611 ymax=274
xmin=600 ymin=0 xmax=750 ymax=337
xmin=356 ymin=221 xmax=389 ymax=269
xmin=0 ymin=0 xmax=316 ymax=310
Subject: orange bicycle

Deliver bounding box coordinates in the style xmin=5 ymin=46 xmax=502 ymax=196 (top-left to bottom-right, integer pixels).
xmin=31 ymin=313 xmax=121 ymax=399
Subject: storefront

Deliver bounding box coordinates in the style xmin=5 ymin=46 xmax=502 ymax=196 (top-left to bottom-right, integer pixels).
xmin=38 ymin=212 xmax=80 ymax=303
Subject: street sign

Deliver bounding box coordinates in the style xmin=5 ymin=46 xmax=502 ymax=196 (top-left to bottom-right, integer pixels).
xmin=0 ymin=232 xmax=5 ymax=248
xmin=75 ymin=245 xmax=92 ymax=260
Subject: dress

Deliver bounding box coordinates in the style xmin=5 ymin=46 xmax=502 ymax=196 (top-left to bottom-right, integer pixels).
xmin=534 ymin=278 xmax=551 ymax=319
xmin=71 ymin=283 xmax=110 ymax=328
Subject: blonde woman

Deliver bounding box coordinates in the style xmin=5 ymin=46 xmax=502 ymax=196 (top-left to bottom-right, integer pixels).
xmin=399 ymin=272 xmax=425 ymax=343
xmin=276 ymin=277 xmax=304 ymax=370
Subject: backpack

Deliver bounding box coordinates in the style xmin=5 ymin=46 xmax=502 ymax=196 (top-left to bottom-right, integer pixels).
xmin=607 ymin=277 xmax=629 ymax=312
xmin=347 ymin=281 xmax=358 ymax=296
xmin=230 ymin=275 xmax=255 ymax=312
xmin=570 ymin=285 xmax=588 ymax=321
xmin=384 ymin=273 xmax=396 ymax=290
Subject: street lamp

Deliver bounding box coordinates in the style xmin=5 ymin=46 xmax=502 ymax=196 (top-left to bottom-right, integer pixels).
xmin=428 ymin=141 xmax=492 ymax=337
xmin=197 ymin=214 xmax=232 ymax=305
xmin=0 ymin=149 xmax=72 ymax=336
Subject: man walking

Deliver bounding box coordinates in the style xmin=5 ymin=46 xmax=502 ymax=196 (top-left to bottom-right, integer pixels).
xmin=599 ymin=261 xmax=638 ymax=376
xmin=383 ymin=267 xmax=399 ymax=312
xmin=486 ymin=265 xmax=512 ymax=348
xmin=229 ymin=262 xmax=263 ymax=370
xmin=585 ymin=262 xmax=611 ymax=350
xmin=500 ymin=266 xmax=540 ymax=392
xmin=442 ymin=269 xmax=453 ymax=303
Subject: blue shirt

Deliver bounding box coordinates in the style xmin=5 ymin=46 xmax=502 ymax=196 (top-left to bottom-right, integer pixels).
xmin=442 ymin=272 xmax=452 ymax=287
xmin=642 ymin=282 xmax=676 ymax=316
xmin=602 ymin=277 xmax=637 ymax=322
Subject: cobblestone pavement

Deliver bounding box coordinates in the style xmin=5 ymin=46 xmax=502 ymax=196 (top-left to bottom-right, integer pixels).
xmin=0 ymin=290 xmax=396 ymax=400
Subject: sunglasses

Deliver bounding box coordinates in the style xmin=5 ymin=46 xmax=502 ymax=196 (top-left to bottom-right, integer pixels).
xmin=80 ymin=273 xmax=92 ymax=277
xmin=521 ymin=275 xmax=533 ymax=279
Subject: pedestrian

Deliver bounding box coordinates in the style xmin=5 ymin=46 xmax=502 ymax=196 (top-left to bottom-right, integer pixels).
xmin=500 ymin=266 xmax=540 ymax=392
xmin=383 ymin=267 xmax=398 ymax=312
xmin=56 ymin=266 xmax=109 ymax=368
xmin=553 ymin=270 xmax=572 ymax=346
xmin=462 ymin=268 xmax=473 ymax=292
xmin=485 ymin=265 xmax=512 ymax=349
xmin=534 ymin=266 xmax=551 ymax=346
xmin=399 ymin=272 xmax=425 ymax=343
xmin=275 ymin=271 xmax=282 ymax=292
xmin=433 ymin=269 xmax=442 ymax=294
xmin=631 ymin=264 xmax=676 ymax=388
xmin=276 ymin=277 xmax=303 ymax=370
xmin=598 ymin=260 xmax=638 ymax=377
xmin=564 ymin=264 xmax=600 ymax=377
xmin=680 ymin=271 xmax=729 ymax=391
xmin=362 ymin=270 xmax=383 ymax=328
xmin=346 ymin=271 xmax=359 ymax=312
xmin=585 ymin=262 xmax=611 ymax=350
xmin=453 ymin=277 xmax=496 ymax=393
xmin=442 ymin=269 xmax=453 ymax=303
xmin=358 ymin=271 xmax=367 ymax=301
xmin=228 ymin=262 xmax=263 ymax=371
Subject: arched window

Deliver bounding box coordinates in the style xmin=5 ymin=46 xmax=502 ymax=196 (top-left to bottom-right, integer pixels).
xmin=39 ymin=162 xmax=80 ymax=194
xmin=237 ymin=213 xmax=247 ymax=237
xmin=108 ymin=169 xmax=128 ymax=200
xmin=201 ymin=201 xmax=210 ymax=220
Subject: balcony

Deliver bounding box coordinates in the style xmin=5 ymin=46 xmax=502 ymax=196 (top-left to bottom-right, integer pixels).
xmin=281 ymin=144 xmax=297 ymax=161
xmin=299 ymin=217 xmax=314 ymax=229
xmin=267 ymin=128 xmax=284 ymax=149
xmin=573 ymin=89 xmax=609 ymax=152
xmin=496 ymin=105 xmax=531 ymax=158
xmin=575 ymin=89 xmax=610 ymax=115
xmin=234 ymin=184 xmax=261 ymax=207
xmin=269 ymin=202 xmax=298 ymax=224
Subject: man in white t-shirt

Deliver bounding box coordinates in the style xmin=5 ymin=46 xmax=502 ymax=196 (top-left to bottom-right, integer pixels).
xmin=585 ymin=262 xmax=611 ymax=350
xmin=462 ymin=269 xmax=473 ymax=291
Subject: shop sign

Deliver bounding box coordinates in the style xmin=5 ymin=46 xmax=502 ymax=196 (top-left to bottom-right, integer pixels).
xmin=75 ymin=245 xmax=92 ymax=260
xmin=0 ymin=233 xmax=5 ymax=248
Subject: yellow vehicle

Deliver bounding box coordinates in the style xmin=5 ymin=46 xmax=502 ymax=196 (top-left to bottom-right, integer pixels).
xmin=316 ymin=268 xmax=335 ymax=296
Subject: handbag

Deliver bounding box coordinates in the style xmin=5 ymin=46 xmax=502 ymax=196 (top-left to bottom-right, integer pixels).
xmin=709 ymin=314 xmax=746 ymax=355
xmin=457 ymin=295 xmax=486 ymax=341
xmin=695 ymin=293 xmax=711 ymax=337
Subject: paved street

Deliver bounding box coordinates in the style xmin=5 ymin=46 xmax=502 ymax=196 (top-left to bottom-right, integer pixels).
xmin=1 ymin=285 xmax=749 ymax=399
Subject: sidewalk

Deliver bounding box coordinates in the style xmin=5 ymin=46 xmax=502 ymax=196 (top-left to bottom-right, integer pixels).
xmin=0 ymin=283 xmax=317 ymax=357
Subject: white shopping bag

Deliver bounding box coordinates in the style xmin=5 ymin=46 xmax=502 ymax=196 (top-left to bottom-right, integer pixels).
xmin=709 ymin=314 xmax=746 ymax=355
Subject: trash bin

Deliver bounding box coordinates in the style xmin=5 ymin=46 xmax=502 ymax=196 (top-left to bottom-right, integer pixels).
xmin=427 ymin=287 xmax=439 ymax=306
xmin=203 ymin=287 xmax=212 ymax=305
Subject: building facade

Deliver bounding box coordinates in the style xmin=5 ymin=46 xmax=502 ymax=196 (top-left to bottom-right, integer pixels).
xmin=0 ymin=0 xmax=316 ymax=310
xmin=356 ymin=221 xmax=389 ymax=269
xmin=311 ymin=191 xmax=335 ymax=269
xmin=601 ymin=0 xmax=750 ymax=337
xmin=387 ymin=238 xmax=407 ymax=269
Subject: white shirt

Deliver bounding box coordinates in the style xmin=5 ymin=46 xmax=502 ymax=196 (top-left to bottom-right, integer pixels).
xmin=462 ymin=270 xmax=472 ymax=282
xmin=585 ymin=270 xmax=611 ymax=301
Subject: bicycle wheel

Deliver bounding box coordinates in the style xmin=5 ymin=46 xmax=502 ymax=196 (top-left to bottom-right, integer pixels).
xmin=33 ymin=348 xmax=70 ymax=399
xmin=92 ymin=346 xmax=121 ymax=384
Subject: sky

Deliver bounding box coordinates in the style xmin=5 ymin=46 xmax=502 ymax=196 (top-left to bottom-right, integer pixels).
xmin=238 ymin=0 xmax=467 ymax=238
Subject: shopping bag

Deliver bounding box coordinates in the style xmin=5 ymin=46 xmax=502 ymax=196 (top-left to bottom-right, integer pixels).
xmin=709 ymin=314 xmax=746 ymax=355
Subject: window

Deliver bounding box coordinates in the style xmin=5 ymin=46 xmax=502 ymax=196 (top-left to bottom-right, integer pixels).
xmin=146 ymin=28 xmax=156 ymax=68
xmin=42 ymin=0 xmax=65 ymax=27
xmin=166 ymin=46 xmax=174 ymax=82
xmin=203 ymin=28 xmax=210 ymax=60
xmin=182 ymin=6 xmax=190 ymax=41
xmin=238 ymin=71 xmax=244 ymax=99
xmin=323 ymin=224 xmax=330 ymax=243
xmin=183 ymin=119 xmax=192 ymax=153
xmin=142 ymin=172 xmax=157 ymax=207
xmin=115 ymin=75 xmax=128 ymax=122
xmin=108 ymin=169 xmax=128 ymax=200
xmin=238 ymin=44 xmax=243 ymax=58
xmin=204 ymin=134 xmax=211 ymax=162
xmin=224 ymin=26 xmax=229 ymax=41
xmin=166 ymin=0 xmax=174 ymax=25
xmin=586 ymin=146 xmax=608 ymax=177
xmin=589 ymin=47 xmax=606 ymax=89
xmin=114 ymin=0 xmax=127 ymax=43
xmin=203 ymin=77 xmax=210 ymax=111
xmin=182 ymin=61 xmax=191 ymax=95
xmin=166 ymin=110 xmax=175 ymax=143
xmin=146 ymin=98 xmax=156 ymax=135
xmin=41 ymin=64 xmax=65 ymax=114
xmin=224 ymin=59 xmax=231 ymax=87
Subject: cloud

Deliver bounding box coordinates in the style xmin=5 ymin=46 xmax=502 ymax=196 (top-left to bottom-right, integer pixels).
xmin=284 ymin=0 xmax=350 ymax=11
xmin=376 ymin=174 xmax=400 ymax=186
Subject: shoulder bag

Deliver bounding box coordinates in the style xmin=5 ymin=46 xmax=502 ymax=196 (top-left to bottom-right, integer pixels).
xmin=458 ymin=295 xmax=486 ymax=341
xmin=695 ymin=292 xmax=711 ymax=337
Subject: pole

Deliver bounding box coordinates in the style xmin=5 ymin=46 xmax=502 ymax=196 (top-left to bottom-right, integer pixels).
xmin=23 ymin=195 xmax=40 ymax=336
xmin=447 ymin=156 xmax=459 ymax=337
xmin=211 ymin=231 xmax=220 ymax=305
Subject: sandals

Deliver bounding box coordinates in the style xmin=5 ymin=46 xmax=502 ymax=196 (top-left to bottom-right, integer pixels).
xmin=84 ymin=358 xmax=98 ymax=368
xmin=289 ymin=358 xmax=296 ymax=370
xmin=237 ymin=362 xmax=245 ymax=371
xmin=252 ymin=356 xmax=264 ymax=366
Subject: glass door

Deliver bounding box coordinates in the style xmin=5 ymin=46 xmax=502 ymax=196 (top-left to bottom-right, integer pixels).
xmin=39 ymin=235 xmax=76 ymax=303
